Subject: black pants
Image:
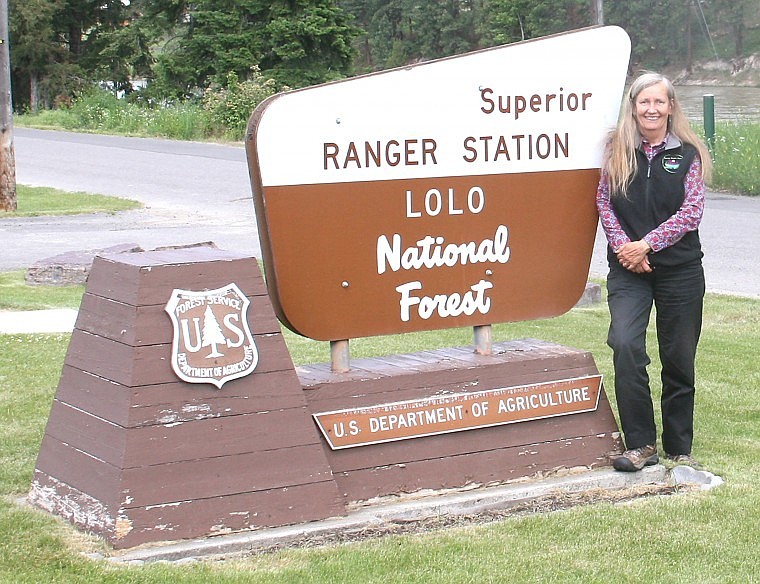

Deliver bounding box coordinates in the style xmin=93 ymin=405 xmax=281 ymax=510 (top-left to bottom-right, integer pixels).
xmin=606 ymin=260 xmax=704 ymax=455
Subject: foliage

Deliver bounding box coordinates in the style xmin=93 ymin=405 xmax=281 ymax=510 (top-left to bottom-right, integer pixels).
xmin=480 ymin=0 xmax=589 ymax=47
xmin=8 ymin=0 xmax=760 ymax=112
xmin=343 ymin=0 xmax=483 ymax=72
xmin=149 ymin=0 xmax=359 ymax=96
xmin=710 ymin=121 xmax=760 ymax=196
xmin=19 ymin=88 xmax=216 ymax=140
xmin=8 ymin=0 xmax=143 ymax=110
xmin=262 ymin=0 xmax=360 ymax=87
xmin=605 ymin=2 xmax=690 ymax=71
xmin=7 ymin=0 xmax=71 ymax=110
xmin=202 ymin=69 xmax=280 ymax=140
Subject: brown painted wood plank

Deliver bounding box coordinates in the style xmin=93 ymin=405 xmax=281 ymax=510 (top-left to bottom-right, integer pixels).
xmin=86 ymin=251 xmax=266 ymax=306
xmin=303 ymin=362 xmax=602 ymax=409
xmin=28 ymin=470 xmax=120 ymax=537
xmin=324 ymin=404 xmax=619 ymax=473
xmin=328 ymin=366 xmax=604 ymax=412
xmin=34 ymin=436 xmax=338 ymax=510
xmin=64 ymin=330 xmax=295 ymax=387
xmin=299 ymin=341 xmax=594 ymax=381
xmin=44 ymin=400 xmax=127 ymax=467
xmin=33 ymin=435 xmax=123 ymax=510
xmin=30 ymin=469 xmax=346 ymax=550
xmin=44 ymin=400 xmax=323 ymax=468
xmin=113 ymin=481 xmax=345 ymax=549
xmin=122 ymin=443 xmax=336 ymax=507
xmin=335 ymin=434 xmax=618 ymax=502
xmin=53 ymin=367 xmax=131 ymax=426
xmin=75 ymin=293 xmax=281 ymax=346
xmin=53 ymin=366 xmax=308 ymax=427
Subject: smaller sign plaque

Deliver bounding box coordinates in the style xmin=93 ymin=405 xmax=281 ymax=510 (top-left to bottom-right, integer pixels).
xmin=313 ymin=374 xmax=603 ymax=449
xmin=165 ymin=283 xmax=259 ymax=388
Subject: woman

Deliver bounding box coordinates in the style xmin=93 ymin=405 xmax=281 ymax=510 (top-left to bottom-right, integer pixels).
xmin=596 ymin=72 xmax=713 ymax=472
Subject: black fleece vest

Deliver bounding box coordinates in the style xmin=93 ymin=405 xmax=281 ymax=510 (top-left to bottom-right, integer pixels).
xmin=609 ymin=141 xmax=702 ymax=268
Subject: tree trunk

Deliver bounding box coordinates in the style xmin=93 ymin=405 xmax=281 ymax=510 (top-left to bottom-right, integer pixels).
xmin=593 ymin=0 xmax=604 ymax=26
xmin=30 ymin=72 xmax=40 ymax=113
xmin=734 ymin=26 xmax=743 ymax=57
xmin=0 ymin=132 xmax=15 ymax=212
xmin=0 ymin=0 xmax=16 ymax=212
xmin=686 ymin=6 xmax=693 ymax=74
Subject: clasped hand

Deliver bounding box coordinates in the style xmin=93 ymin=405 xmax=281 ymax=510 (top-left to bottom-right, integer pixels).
xmin=616 ymin=240 xmax=652 ymax=273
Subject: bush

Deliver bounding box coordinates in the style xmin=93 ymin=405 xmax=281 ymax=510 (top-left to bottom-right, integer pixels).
xmin=202 ymin=69 xmax=281 ymax=141
xmin=18 ymin=87 xmax=214 ymax=141
xmin=710 ymin=122 xmax=760 ymax=196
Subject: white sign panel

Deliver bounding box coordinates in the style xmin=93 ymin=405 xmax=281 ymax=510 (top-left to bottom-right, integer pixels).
xmin=255 ymin=26 xmax=631 ymax=187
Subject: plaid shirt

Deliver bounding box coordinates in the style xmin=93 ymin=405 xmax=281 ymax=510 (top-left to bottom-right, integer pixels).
xmin=596 ymin=135 xmax=705 ymax=253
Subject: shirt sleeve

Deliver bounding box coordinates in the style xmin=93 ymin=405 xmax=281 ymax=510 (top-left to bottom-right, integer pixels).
xmin=642 ymin=155 xmax=705 ymax=252
xmin=595 ymin=170 xmax=630 ymax=252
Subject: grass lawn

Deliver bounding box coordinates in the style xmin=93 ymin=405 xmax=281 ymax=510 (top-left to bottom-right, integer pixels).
xmin=0 ymin=273 xmax=758 ymax=583
xmin=5 ymin=185 xmax=141 ymax=217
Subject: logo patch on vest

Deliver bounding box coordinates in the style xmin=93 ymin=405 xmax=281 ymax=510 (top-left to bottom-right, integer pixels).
xmin=662 ymin=154 xmax=683 ymax=173
xmin=165 ymin=283 xmax=259 ymax=388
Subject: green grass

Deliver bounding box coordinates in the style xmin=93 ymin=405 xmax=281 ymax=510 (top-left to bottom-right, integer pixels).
xmin=0 ymin=271 xmax=84 ymax=310
xmin=1 ymin=277 xmax=758 ymax=582
xmin=5 ymin=185 xmax=141 ymax=217
xmin=17 ymin=90 xmax=215 ymax=142
xmin=710 ymin=121 xmax=760 ymax=196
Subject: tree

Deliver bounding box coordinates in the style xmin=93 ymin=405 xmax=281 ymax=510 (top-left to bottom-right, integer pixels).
xmin=9 ymin=0 xmax=142 ymax=110
xmin=151 ymin=0 xmax=359 ymax=97
xmin=605 ymin=1 xmax=691 ymax=71
xmin=705 ymin=0 xmax=755 ymax=59
xmin=7 ymin=0 xmax=63 ymax=111
xmin=343 ymin=0 xmax=483 ymax=72
xmin=480 ymin=0 xmax=590 ymax=47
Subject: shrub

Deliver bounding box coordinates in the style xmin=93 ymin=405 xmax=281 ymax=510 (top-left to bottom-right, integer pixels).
xmin=710 ymin=122 xmax=760 ymax=196
xmin=202 ymin=68 xmax=281 ymax=140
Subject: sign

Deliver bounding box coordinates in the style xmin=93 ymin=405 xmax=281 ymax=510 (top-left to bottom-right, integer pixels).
xmin=246 ymin=26 xmax=631 ymax=340
xmin=165 ymin=283 xmax=259 ymax=388
xmin=313 ymin=374 xmax=603 ymax=449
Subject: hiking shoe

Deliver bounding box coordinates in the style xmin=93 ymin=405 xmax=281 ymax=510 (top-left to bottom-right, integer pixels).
xmin=665 ymin=453 xmax=703 ymax=470
xmin=612 ymin=444 xmax=659 ymax=472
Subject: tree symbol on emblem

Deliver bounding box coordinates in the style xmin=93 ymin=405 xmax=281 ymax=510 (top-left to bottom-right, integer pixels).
xmin=201 ymin=304 xmax=226 ymax=358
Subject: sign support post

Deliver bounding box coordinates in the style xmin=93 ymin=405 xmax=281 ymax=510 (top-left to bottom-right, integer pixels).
xmin=473 ymin=324 xmax=493 ymax=355
xmin=330 ymin=339 xmax=350 ymax=372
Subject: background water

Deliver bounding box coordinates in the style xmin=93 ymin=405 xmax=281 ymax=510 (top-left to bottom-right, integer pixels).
xmin=675 ymin=85 xmax=760 ymax=122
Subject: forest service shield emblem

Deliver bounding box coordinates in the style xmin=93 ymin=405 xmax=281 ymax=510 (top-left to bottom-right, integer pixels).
xmin=165 ymin=283 xmax=259 ymax=388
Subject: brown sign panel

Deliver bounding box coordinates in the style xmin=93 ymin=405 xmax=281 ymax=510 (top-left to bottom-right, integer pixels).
xmin=313 ymin=374 xmax=603 ymax=449
xmin=246 ymin=27 xmax=631 ymax=340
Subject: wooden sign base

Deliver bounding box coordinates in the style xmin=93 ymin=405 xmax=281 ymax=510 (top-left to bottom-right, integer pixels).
xmin=28 ymin=248 xmax=343 ymax=549
xmin=28 ymin=249 xmax=621 ymax=550
xmin=300 ymin=340 xmax=621 ymax=502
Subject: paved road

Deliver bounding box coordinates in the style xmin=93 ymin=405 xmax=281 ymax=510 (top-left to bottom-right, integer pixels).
xmin=3 ymin=128 xmax=759 ymax=298
xmin=4 ymin=128 xmax=262 ymax=269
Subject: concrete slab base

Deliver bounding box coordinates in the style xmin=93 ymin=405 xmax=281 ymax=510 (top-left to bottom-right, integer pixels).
xmin=103 ymin=464 xmax=669 ymax=564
